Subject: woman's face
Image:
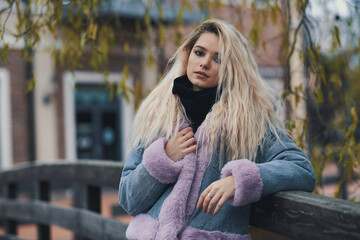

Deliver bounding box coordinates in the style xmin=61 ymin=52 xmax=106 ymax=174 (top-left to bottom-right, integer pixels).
xmin=186 ymin=32 xmax=220 ymax=91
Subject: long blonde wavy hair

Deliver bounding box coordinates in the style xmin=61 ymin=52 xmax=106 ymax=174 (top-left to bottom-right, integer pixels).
xmin=132 ymin=19 xmax=286 ymax=162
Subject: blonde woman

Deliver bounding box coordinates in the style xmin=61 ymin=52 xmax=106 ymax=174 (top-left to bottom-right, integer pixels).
xmin=119 ymin=19 xmax=315 ymax=240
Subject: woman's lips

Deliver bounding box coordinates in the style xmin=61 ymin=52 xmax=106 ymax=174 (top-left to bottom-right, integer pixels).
xmin=194 ymin=71 xmax=209 ymax=78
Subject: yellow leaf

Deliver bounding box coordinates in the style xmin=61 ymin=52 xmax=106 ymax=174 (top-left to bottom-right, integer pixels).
xmin=107 ymin=82 xmax=115 ymax=101
xmin=91 ymin=23 xmax=98 ymax=40
xmin=174 ymin=30 xmax=182 ymax=46
xmin=294 ymin=84 xmax=303 ymax=107
xmin=144 ymin=11 xmax=151 ymax=29
xmin=0 ymin=43 xmax=9 ymax=62
xmin=333 ymin=26 xmax=341 ymax=46
xmin=158 ymin=4 xmax=164 ymax=20
xmin=236 ymin=24 xmax=242 ymax=33
xmin=214 ymin=0 xmax=222 ymax=7
xmin=31 ymin=36 xmax=39 ymax=47
xmin=26 ymin=77 xmax=36 ymax=92
xmin=147 ymin=48 xmax=156 ymax=68
xmin=135 ymin=20 xmax=142 ymax=39
xmin=158 ymin=24 xmax=165 ymax=47
xmin=351 ymin=107 xmax=358 ymax=124
xmin=51 ymin=20 xmax=57 ymax=39
xmin=338 ymin=147 xmax=346 ymax=165
xmin=124 ymin=42 xmax=130 ymax=54
xmin=271 ymin=5 xmax=278 ymax=24
xmin=313 ymin=86 xmax=323 ymax=104
xmin=330 ymin=26 xmax=341 ymax=52
xmin=122 ymin=64 xmax=130 ymax=81
xmin=262 ymin=41 xmax=267 ymax=52
xmin=251 ymin=1 xmax=256 ymax=10
xmin=197 ymin=0 xmax=204 ymax=11
xmin=249 ymin=21 xmax=260 ymax=47
xmin=80 ymin=32 xmax=86 ymax=49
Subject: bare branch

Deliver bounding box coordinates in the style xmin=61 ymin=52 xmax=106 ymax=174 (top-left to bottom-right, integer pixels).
xmin=344 ymin=0 xmax=358 ymax=10
xmin=1 ymin=0 xmax=15 ymax=39
xmin=285 ymin=0 xmax=309 ymax=93
xmin=285 ymin=18 xmax=304 ymax=93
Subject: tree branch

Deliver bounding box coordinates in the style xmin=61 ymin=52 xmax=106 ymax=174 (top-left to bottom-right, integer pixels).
xmin=1 ymin=0 xmax=15 ymax=39
xmin=285 ymin=9 xmax=306 ymax=93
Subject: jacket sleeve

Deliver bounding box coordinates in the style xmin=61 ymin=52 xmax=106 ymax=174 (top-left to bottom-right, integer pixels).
xmin=119 ymin=137 xmax=182 ymax=215
xmin=221 ymin=132 xmax=316 ymax=207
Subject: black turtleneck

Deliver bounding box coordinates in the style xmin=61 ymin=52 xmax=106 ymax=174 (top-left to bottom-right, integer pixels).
xmin=172 ymin=75 xmax=218 ymax=132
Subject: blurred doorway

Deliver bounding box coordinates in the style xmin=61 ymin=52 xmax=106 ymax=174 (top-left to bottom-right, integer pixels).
xmin=63 ymin=71 xmax=134 ymax=162
xmin=75 ymin=84 xmax=122 ymax=161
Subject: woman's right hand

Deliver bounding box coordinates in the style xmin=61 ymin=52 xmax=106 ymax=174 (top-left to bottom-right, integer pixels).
xmin=165 ymin=127 xmax=197 ymax=162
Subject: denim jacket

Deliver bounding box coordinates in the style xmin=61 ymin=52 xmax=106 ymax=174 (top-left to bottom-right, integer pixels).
xmin=119 ymin=125 xmax=316 ymax=240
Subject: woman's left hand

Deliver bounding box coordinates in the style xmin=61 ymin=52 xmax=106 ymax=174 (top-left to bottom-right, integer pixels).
xmin=196 ymin=176 xmax=235 ymax=215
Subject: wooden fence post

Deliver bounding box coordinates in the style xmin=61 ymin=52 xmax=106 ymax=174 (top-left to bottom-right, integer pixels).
xmin=87 ymin=185 xmax=101 ymax=213
xmin=4 ymin=183 xmax=17 ymax=235
xmin=36 ymin=181 xmax=50 ymax=240
xmin=73 ymin=184 xmax=85 ymax=240
xmin=73 ymin=184 xmax=101 ymax=240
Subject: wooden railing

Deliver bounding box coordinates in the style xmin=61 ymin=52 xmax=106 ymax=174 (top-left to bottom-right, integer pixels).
xmin=0 ymin=161 xmax=127 ymax=240
xmin=0 ymin=161 xmax=359 ymax=240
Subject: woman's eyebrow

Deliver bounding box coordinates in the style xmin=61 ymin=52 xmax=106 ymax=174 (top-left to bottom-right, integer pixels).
xmin=194 ymin=45 xmax=219 ymax=55
xmin=194 ymin=45 xmax=207 ymax=51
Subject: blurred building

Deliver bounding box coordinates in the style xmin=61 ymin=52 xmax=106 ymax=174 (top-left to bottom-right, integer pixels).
xmin=0 ymin=0 xmax=288 ymax=170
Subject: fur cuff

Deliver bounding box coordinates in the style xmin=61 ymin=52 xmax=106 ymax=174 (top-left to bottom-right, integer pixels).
xmin=143 ymin=137 xmax=182 ymax=184
xmin=221 ymin=159 xmax=263 ymax=206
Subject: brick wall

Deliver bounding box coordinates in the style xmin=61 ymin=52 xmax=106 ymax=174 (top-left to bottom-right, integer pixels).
xmin=0 ymin=50 xmax=31 ymax=165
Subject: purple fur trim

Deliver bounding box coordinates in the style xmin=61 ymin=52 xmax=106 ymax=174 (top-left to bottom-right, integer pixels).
xmin=155 ymin=121 xmax=210 ymax=239
xmin=157 ymin=151 xmax=197 ymax=239
xmin=126 ymin=214 xmax=159 ymax=239
xmin=185 ymin=144 xmax=210 ymax=218
xmin=142 ymin=137 xmax=182 ymax=184
xmin=221 ymin=159 xmax=263 ymax=206
xmin=180 ymin=226 xmax=251 ymax=240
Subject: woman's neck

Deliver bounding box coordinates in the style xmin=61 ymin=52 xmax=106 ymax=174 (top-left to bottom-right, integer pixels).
xmin=192 ymin=85 xmax=203 ymax=91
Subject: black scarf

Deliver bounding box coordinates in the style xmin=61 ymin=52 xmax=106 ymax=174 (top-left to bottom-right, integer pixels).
xmin=172 ymin=75 xmax=218 ymax=132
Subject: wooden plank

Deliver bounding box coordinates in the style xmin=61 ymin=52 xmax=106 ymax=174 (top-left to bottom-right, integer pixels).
xmin=0 ymin=161 xmax=123 ymax=189
xmin=0 ymin=234 xmax=27 ymax=240
xmin=1 ymin=162 xmax=360 ymax=239
xmin=0 ymin=200 xmax=128 ymax=240
xmin=250 ymin=191 xmax=360 ymax=240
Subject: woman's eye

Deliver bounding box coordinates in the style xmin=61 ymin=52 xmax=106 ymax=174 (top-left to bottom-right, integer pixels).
xmin=214 ymin=57 xmax=220 ymax=63
xmin=195 ymin=50 xmax=204 ymax=56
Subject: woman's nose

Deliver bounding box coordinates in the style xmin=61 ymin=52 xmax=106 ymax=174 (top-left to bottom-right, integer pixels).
xmin=200 ymin=57 xmax=210 ymax=69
